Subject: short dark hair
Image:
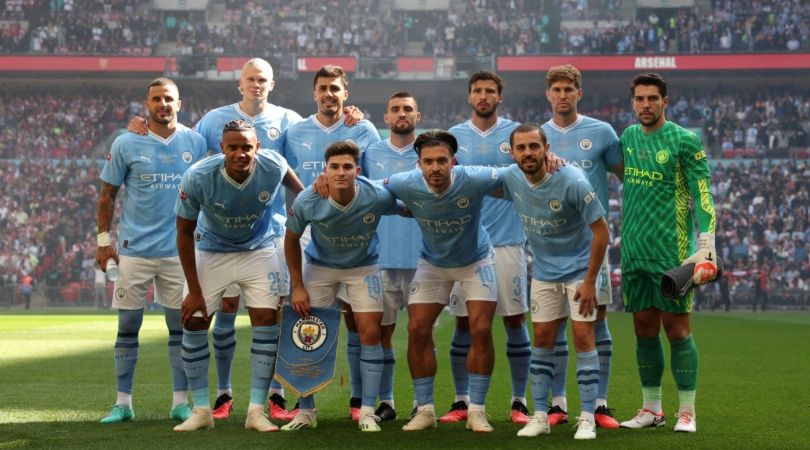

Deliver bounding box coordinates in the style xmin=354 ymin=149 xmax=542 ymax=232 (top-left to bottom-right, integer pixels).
xmin=388 ymin=91 xmax=417 ymax=106
xmin=414 ymin=129 xmax=457 ymax=156
xmin=147 ymin=77 xmax=178 ymax=97
xmin=631 ymin=72 xmax=668 ymax=97
xmin=324 ymin=140 xmax=360 ymax=164
xmin=468 ymin=70 xmax=504 ymax=94
xmin=509 ymin=122 xmax=547 ymax=146
xmin=222 ymin=119 xmax=256 ymax=134
xmin=314 ymin=65 xmax=349 ymax=88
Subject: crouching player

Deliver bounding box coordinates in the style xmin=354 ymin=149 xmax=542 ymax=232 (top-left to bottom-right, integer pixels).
xmin=173 ymin=120 xmax=304 ymax=431
xmin=501 ymin=123 xmax=609 ymax=440
xmin=282 ymin=141 xmax=402 ymax=432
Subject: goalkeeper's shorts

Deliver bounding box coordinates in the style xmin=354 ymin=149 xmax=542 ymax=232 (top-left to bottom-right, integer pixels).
xmin=622 ymin=258 xmax=694 ymax=314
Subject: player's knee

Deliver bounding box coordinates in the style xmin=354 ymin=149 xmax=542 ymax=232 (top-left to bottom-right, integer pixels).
xmin=407 ymin=321 xmax=432 ymax=344
xmin=502 ymin=313 xmax=526 ymax=328
xmin=221 ymin=296 xmax=239 ymax=313
xmin=455 ymin=316 xmax=471 ymax=330
xmin=532 ymin=324 xmax=556 ymax=348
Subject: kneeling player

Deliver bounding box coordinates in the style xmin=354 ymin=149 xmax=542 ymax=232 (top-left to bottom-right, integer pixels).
xmin=501 ymin=123 xmax=608 ymax=440
xmin=282 ymin=141 xmax=402 ymax=432
xmin=173 ymin=120 xmax=304 ymax=432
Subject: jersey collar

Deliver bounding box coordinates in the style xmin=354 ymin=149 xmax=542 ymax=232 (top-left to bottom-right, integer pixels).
xmin=545 ymin=114 xmax=584 ymax=134
xmin=467 ymin=117 xmax=502 ymax=138
xmin=386 ymin=139 xmax=414 ymax=154
xmin=310 ymin=114 xmax=344 ymax=134
xmin=147 ymin=125 xmax=180 ymax=145
xmin=328 ymin=182 xmax=360 ymax=212
xmin=219 ymin=164 xmax=256 ymax=190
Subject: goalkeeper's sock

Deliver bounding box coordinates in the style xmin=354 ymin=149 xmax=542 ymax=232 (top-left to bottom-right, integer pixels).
xmin=670 ymin=334 xmax=699 ymax=415
xmin=637 ymin=335 xmax=664 ymax=413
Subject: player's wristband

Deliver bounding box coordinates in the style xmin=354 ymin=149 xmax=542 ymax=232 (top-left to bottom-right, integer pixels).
xmin=97 ymin=232 xmax=111 ymax=247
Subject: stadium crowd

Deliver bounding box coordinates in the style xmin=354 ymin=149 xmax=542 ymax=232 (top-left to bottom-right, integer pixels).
xmin=559 ymin=0 xmax=810 ymax=54
xmin=3 ymin=0 xmax=809 ymax=56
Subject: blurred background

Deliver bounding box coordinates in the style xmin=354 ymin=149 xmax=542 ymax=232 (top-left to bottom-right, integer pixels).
xmin=0 ymin=0 xmax=808 ymax=311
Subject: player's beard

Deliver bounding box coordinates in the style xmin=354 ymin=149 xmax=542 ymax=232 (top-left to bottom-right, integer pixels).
xmin=391 ymin=122 xmax=415 ymax=135
xmin=637 ymin=111 xmax=661 ymax=127
xmin=472 ymin=103 xmax=497 ymax=119
xmin=518 ymin=156 xmax=544 ymax=176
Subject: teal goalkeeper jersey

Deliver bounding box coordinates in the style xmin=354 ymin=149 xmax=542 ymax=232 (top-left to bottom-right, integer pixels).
xmin=620 ymin=121 xmax=715 ymax=262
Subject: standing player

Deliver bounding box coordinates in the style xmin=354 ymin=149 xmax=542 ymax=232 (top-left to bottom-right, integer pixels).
xmin=173 ymin=120 xmax=304 ymax=431
xmin=444 ymin=70 xmax=531 ymax=425
xmin=618 ymin=73 xmax=717 ymax=433
xmin=385 ymin=130 xmax=503 ymax=433
xmin=96 ymin=77 xmax=207 ymax=424
xmin=361 ymin=92 xmax=423 ymax=421
xmin=540 ymin=65 xmax=623 ymax=428
xmin=283 ymin=64 xmax=380 ymax=420
xmin=282 ymin=141 xmax=401 ymax=432
xmin=502 ymin=123 xmax=609 ymax=440
xmin=190 ymin=58 xmax=302 ymax=421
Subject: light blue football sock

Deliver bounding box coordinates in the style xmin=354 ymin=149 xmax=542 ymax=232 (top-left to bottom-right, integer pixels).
xmin=347 ymin=331 xmax=362 ymax=399
xmin=182 ymin=328 xmax=210 ymax=408
xmin=468 ymin=373 xmax=492 ymax=406
xmin=551 ymin=322 xmax=569 ymax=399
xmin=360 ymin=344 xmax=384 ymax=408
xmin=576 ymin=349 xmax=599 ymax=415
xmin=530 ymin=346 xmax=555 ymax=413
xmin=114 ymin=308 xmax=144 ymax=395
xmin=413 ymin=376 xmax=435 ymax=407
xmin=163 ymin=307 xmax=187 ymax=392
xmin=505 ymin=323 xmax=531 ymax=399
xmin=249 ymin=325 xmax=279 ymax=406
xmin=594 ymin=319 xmax=613 ymax=401
xmin=378 ymin=347 xmax=396 ymax=403
xmin=212 ymin=311 xmax=237 ymax=391
xmin=450 ymin=327 xmax=471 ymax=397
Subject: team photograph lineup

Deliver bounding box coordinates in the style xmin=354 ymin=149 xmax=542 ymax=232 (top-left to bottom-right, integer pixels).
xmin=88 ymin=57 xmax=721 ymax=441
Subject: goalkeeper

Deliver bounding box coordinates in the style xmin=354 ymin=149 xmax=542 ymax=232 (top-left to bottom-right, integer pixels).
xmin=617 ymin=73 xmax=716 ymax=434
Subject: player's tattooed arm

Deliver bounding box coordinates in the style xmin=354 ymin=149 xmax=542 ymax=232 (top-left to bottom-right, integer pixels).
xmin=96 ymin=182 xmax=120 ymax=269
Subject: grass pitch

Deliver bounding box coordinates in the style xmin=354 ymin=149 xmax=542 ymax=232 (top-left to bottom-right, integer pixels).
xmin=0 ymin=309 xmax=808 ymax=449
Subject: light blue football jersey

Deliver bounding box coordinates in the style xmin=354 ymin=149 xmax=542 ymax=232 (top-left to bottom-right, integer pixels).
xmin=501 ymin=165 xmax=606 ymax=282
xmin=384 ymin=165 xmax=502 ymax=268
xmin=100 ymin=125 xmax=206 ymax=258
xmin=175 ymin=150 xmax=288 ymax=253
xmin=361 ymin=139 xmax=422 ymax=269
xmin=283 ymin=115 xmax=380 ymax=187
xmin=194 ymin=102 xmax=303 ymax=239
xmin=286 ymin=177 xmax=399 ymax=269
xmin=542 ymin=115 xmax=621 ymax=213
xmin=449 ymin=118 xmax=525 ymax=247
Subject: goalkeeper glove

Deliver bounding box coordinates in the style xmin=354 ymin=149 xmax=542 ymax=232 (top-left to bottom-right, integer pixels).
xmin=683 ymin=232 xmax=718 ymax=285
